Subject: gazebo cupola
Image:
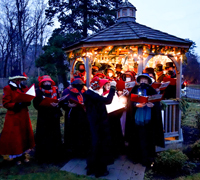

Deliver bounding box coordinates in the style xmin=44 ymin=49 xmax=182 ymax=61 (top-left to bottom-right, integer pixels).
xmin=117 ymin=0 xmax=137 ymax=22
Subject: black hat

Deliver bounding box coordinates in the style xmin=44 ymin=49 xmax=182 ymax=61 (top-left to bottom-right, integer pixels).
xmin=115 ymin=64 xmax=123 ymax=69
xmin=9 ymin=70 xmax=28 ymax=80
xmin=145 ymin=67 xmax=155 ymax=74
xmin=104 ymin=67 xmax=115 ymax=75
xmin=166 ymin=62 xmax=175 ymax=68
xmin=136 ymin=73 xmax=152 ymax=85
xmin=71 ymin=78 xmax=85 ymax=85
xmin=155 ymin=64 xmax=163 ymax=72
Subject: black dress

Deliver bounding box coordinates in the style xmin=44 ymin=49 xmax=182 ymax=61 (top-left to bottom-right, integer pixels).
xmin=125 ymin=84 xmax=165 ymax=166
xmin=33 ymin=89 xmax=62 ymax=163
xmin=83 ymin=87 xmax=115 ymax=174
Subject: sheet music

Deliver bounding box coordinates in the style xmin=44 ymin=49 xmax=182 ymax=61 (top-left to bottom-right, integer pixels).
xmin=25 ymin=84 xmax=36 ymax=96
xmin=106 ymin=94 xmax=125 ymax=113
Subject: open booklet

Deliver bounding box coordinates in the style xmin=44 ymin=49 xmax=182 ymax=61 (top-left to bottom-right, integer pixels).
xmin=14 ymin=84 xmax=36 ymax=103
xmin=59 ymin=94 xmax=85 ymax=108
xmin=131 ymin=93 xmax=164 ymax=103
xmin=125 ymin=81 xmax=135 ymax=89
xmin=39 ymin=97 xmax=59 ymax=107
xmin=151 ymin=81 xmax=170 ymax=91
xmin=106 ymin=94 xmax=126 ymax=113
xmin=163 ymin=77 xmax=176 ymax=85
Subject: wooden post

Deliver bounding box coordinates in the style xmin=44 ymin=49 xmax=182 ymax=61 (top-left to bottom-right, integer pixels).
xmin=70 ymin=59 xmax=76 ymax=81
xmin=137 ymin=47 xmax=143 ymax=74
xmin=85 ymin=57 xmax=91 ymax=87
xmin=176 ymin=56 xmax=182 ymax=98
xmin=143 ymin=54 xmax=155 ymax=69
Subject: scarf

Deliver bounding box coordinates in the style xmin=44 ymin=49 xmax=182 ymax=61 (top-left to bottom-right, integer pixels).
xmin=67 ymin=86 xmax=84 ymax=104
xmin=135 ymin=86 xmax=152 ymax=126
xmin=39 ymin=86 xmax=57 ymax=99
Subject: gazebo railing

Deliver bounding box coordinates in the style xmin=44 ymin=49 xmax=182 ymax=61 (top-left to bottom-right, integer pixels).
xmin=157 ymin=100 xmax=182 ymax=151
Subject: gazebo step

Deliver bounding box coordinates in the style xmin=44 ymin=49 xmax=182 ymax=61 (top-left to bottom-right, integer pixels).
xmin=156 ymin=128 xmax=183 ymax=152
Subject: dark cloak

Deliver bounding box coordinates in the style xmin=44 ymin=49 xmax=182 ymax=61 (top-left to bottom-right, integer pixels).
xmin=33 ymin=89 xmax=62 ymax=163
xmin=83 ymin=87 xmax=115 ymax=173
xmin=60 ymin=87 xmax=90 ymax=158
xmin=125 ymin=84 xmax=165 ymax=166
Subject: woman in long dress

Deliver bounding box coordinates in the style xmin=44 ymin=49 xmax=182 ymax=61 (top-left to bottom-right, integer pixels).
xmin=33 ymin=75 xmax=62 ymax=163
xmin=0 ymin=70 xmax=35 ymax=165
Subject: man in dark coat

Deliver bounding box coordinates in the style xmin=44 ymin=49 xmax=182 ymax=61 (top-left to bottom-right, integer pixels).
xmin=33 ymin=75 xmax=62 ymax=164
xmin=155 ymin=64 xmax=166 ymax=83
xmin=83 ymin=77 xmax=116 ymax=178
xmin=125 ymin=74 xmax=165 ymax=167
xmin=163 ymin=62 xmax=176 ymax=99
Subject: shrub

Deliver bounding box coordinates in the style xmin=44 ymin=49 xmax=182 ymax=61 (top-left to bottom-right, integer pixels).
xmin=185 ymin=140 xmax=200 ymax=160
xmin=155 ymin=149 xmax=188 ymax=174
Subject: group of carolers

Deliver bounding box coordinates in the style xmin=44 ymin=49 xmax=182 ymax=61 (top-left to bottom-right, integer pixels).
xmin=0 ymin=61 xmax=177 ymax=178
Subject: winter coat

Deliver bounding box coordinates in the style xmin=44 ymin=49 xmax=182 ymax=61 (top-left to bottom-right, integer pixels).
xmin=83 ymin=86 xmax=115 ymax=170
xmin=33 ymin=89 xmax=62 ymax=162
xmin=60 ymin=86 xmax=90 ymax=157
xmin=125 ymin=84 xmax=165 ymax=166
xmin=0 ymin=83 xmax=35 ymax=155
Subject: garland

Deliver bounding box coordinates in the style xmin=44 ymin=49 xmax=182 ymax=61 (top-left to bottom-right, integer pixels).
xmin=161 ymin=98 xmax=189 ymax=114
xmin=172 ymin=98 xmax=189 ymax=115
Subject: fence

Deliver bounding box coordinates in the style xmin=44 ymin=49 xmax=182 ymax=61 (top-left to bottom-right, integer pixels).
xmin=186 ymin=87 xmax=200 ymax=100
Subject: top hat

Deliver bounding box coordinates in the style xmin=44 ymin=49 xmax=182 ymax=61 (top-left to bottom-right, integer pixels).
xmin=166 ymin=62 xmax=175 ymax=68
xmin=9 ymin=70 xmax=28 ymax=80
xmin=155 ymin=64 xmax=163 ymax=72
xmin=145 ymin=67 xmax=155 ymax=74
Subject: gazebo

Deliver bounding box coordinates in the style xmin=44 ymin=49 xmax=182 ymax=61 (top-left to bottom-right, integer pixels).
xmin=64 ymin=0 xmax=192 ymax=149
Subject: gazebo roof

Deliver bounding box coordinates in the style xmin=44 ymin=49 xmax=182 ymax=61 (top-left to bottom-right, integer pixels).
xmin=64 ymin=1 xmax=192 ymax=52
xmin=83 ymin=21 xmax=190 ymax=44
xmin=64 ymin=21 xmax=191 ymax=51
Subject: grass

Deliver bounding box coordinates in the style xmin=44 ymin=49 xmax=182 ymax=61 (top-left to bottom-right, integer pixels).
xmin=181 ymin=101 xmax=200 ymax=128
xmin=175 ymin=173 xmax=200 ymax=180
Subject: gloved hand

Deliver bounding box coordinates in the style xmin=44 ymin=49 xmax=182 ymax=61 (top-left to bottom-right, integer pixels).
xmin=13 ymin=102 xmax=31 ymax=112
xmin=13 ymin=103 xmax=24 ymax=112
xmin=110 ymin=81 xmax=117 ymax=87
xmin=22 ymin=102 xmax=31 ymax=107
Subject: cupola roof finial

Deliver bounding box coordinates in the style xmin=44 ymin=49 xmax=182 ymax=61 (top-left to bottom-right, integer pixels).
xmin=116 ymin=0 xmax=137 ymax=23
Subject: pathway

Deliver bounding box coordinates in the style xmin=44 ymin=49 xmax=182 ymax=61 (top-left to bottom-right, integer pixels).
xmin=60 ymin=155 xmax=146 ymax=180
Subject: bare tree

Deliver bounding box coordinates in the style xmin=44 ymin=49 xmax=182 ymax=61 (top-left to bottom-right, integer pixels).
xmin=0 ymin=0 xmax=50 ymax=77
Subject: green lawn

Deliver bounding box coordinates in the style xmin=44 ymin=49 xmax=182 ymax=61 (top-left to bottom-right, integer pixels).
xmin=181 ymin=101 xmax=200 ymax=128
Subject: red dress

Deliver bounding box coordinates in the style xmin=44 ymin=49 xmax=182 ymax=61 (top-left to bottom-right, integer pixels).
xmin=0 ymin=84 xmax=35 ymax=155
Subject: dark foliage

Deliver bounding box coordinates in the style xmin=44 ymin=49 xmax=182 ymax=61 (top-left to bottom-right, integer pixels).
xmin=46 ymin=0 xmax=122 ymax=37
xmin=183 ymin=40 xmax=200 ymax=84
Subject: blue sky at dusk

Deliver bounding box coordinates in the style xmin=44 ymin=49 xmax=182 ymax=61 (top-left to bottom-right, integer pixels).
xmin=130 ymin=0 xmax=200 ymax=56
